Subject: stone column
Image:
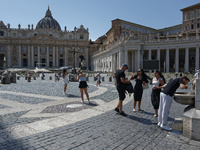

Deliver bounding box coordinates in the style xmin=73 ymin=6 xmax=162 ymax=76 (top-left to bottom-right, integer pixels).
xmin=185 ymin=47 xmax=189 ymax=72
xmin=157 ymin=49 xmax=160 ymax=70
xmin=37 ymin=45 xmax=40 ymax=64
xmin=137 ymin=49 xmax=140 ymax=70
xmin=132 ymin=51 xmax=135 ymax=72
xmin=53 ymin=46 xmax=55 ymax=67
xmin=124 ymin=49 xmax=128 ymax=64
xmin=110 ymin=55 xmax=113 ymax=72
xmin=116 ymin=53 xmax=119 ymax=69
xmin=195 ymin=47 xmax=199 ymax=71
xmin=166 ymin=48 xmax=169 ymax=72
xmin=85 ymin=47 xmax=88 ymax=69
xmin=28 ymin=45 xmax=30 ymax=67
xmin=113 ymin=54 xmax=116 ymax=72
xmin=64 ymin=46 xmax=68 ymax=66
xmin=18 ymin=45 xmax=22 ymax=67
xmin=175 ymin=48 xmax=179 ymax=72
xmin=31 ymin=45 xmax=34 ymax=68
xmin=6 ymin=45 xmax=11 ymax=67
xmin=46 ymin=46 xmax=49 ymax=67
xmin=56 ymin=46 xmax=59 ymax=67
xmin=119 ymin=49 xmax=124 ymax=67
xmin=148 ymin=49 xmax=152 ymax=60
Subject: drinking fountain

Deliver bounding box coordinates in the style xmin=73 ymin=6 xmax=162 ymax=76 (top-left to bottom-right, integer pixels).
xmin=174 ymin=71 xmax=200 ymax=141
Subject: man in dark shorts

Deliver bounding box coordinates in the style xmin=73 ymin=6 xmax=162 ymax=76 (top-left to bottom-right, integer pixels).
xmin=114 ymin=64 xmax=131 ymax=116
xmin=158 ymin=76 xmax=190 ymax=131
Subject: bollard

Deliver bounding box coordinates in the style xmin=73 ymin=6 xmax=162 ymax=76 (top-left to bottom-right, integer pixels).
xmin=109 ymin=77 xmax=112 ymax=82
xmin=17 ymin=76 xmax=20 ymax=80
xmin=33 ymin=77 xmax=36 ymax=80
xmin=102 ymin=77 xmax=105 ymax=82
xmin=86 ymin=77 xmax=88 ymax=81
xmin=25 ymin=76 xmax=27 ymax=80
xmin=49 ymin=76 xmax=52 ymax=80
xmin=41 ymin=77 xmax=44 ymax=80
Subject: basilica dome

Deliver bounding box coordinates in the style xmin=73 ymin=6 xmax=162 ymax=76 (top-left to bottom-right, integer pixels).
xmin=36 ymin=7 xmax=61 ymax=30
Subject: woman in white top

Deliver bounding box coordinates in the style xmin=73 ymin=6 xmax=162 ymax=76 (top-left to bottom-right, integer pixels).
xmin=96 ymin=73 xmax=101 ymax=86
xmin=77 ymin=70 xmax=90 ymax=103
xmin=62 ymin=70 xmax=69 ymax=96
xmin=151 ymin=70 xmax=166 ymax=117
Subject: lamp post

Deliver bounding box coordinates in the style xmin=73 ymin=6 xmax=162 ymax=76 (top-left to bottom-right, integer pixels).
xmin=69 ymin=42 xmax=79 ymax=74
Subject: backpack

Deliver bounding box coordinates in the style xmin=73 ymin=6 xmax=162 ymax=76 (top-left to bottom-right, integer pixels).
xmin=125 ymin=83 xmax=134 ymax=93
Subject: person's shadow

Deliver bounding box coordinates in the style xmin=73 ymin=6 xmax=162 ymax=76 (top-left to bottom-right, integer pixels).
xmin=126 ymin=115 xmax=152 ymax=125
xmin=122 ymin=111 xmax=175 ymax=126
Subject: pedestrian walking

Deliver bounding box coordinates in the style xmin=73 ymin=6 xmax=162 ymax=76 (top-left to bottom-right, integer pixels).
xmin=158 ymin=76 xmax=190 ymax=131
xmin=54 ymin=73 xmax=58 ymax=82
xmin=27 ymin=72 xmax=31 ymax=82
xmin=151 ymin=70 xmax=166 ymax=117
xmin=57 ymin=72 xmax=60 ymax=81
xmin=96 ymin=73 xmax=101 ymax=86
xmin=62 ymin=70 xmax=69 ymax=96
xmin=77 ymin=70 xmax=90 ymax=103
xmin=131 ymin=69 xmax=149 ymax=112
xmin=114 ymin=64 xmax=131 ymax=116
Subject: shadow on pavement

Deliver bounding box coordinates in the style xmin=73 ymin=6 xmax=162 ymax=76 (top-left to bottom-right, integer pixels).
xmin=126 ymin=115 xmax=152 ymax=125
xmin=66 ymin=94 xmax=80 ymax=98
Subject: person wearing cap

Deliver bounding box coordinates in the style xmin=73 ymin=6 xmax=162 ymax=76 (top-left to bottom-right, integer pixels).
xmin=158 ymin=76 xmax=189 ymax=131
xmin=114 ymin=64 xmax=131 ymax=116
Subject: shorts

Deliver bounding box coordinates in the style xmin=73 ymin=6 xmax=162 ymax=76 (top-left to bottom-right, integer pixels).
xmin=117 ymin=86 xmax=126 ymax=101
xmin=79 ymin=81 xmax=88 ymax=88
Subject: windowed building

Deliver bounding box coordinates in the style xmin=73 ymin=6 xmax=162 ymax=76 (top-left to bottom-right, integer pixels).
xmin=91 ymin=3 xmax=200 ymax=73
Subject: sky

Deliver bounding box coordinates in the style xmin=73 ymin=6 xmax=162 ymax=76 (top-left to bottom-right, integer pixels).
xmin=1 ymin=0 xmax=200 ymax=40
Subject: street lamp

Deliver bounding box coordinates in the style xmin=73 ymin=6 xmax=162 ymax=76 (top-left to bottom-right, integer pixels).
xmin=69 ymin=41 xmax=79 ymax=74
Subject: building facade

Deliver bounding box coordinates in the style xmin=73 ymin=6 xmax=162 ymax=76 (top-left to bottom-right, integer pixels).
xmin=91 ymin=3 xmax=200 ymax=73
xmin=0 ymin=7 xmax=93 ymax=69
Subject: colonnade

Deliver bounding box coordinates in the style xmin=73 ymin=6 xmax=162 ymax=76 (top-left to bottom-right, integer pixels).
xmin=5 ymin=44 xmax=88 ymax=68
xmin=93 ymin=46 xmax=200 ymax=73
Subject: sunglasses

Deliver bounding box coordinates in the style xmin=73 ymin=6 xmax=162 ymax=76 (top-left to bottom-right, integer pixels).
xmin=138 ymin=71 xmax=141 ymax=72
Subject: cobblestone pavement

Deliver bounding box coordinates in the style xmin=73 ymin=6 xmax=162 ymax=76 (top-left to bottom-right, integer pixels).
xmin=0 ymin=74 xmax=98 ymax=98
xmin=0 ymin=75 xmax=199 ymax=150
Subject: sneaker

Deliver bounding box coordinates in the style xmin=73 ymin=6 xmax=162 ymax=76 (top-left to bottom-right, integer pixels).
xmin=119 ymin=111 xmax=127 ymax=117
xmin=157 ymin=122 xmax=161 ymax=127
xmin=114 ymin=108 xmax=119 ymax=113
xmin=63 ymin=92 xmax=66 ymax=96
xmin=160 ymin=124 xmax=172 ymax=131
xmin=81 ymin=100 xmax=85 ymax=104
xmin=138 ymin=109 xmax=144 ymax=112
xmin=133 ymin=108 xmax=136 ymax=112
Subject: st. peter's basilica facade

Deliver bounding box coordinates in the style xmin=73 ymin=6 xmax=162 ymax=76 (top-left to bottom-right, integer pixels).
xmin=0 ymin=7 xmax=95 ymax=70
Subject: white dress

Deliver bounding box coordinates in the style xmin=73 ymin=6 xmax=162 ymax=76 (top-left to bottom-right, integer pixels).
xmin=63 ymin=75 xmax=69 ymax=84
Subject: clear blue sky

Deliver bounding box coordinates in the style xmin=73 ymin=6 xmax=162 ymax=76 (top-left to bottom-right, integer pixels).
xmin=1 ymin=0 xmax=199 ymax=40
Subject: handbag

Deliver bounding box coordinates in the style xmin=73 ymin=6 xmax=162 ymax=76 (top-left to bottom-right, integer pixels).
xmin=143 ymin=83 xmax=149 ymax=90
xmin=125 ymin=83 xmax=134 ymax=93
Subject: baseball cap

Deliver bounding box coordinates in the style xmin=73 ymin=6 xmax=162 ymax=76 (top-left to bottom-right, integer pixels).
xmin=122 ymin=64 xmax=128 ymax=69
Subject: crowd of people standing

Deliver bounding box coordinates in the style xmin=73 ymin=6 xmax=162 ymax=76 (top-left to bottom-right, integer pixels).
xmin=114 ymin=64 xmax=190 ymax=131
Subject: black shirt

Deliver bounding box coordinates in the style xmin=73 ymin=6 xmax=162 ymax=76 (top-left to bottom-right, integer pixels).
xmin=162 ymin=78 xmax=184 ymax=96
xmin=116 ymin=69 xmax=125 ymax=88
